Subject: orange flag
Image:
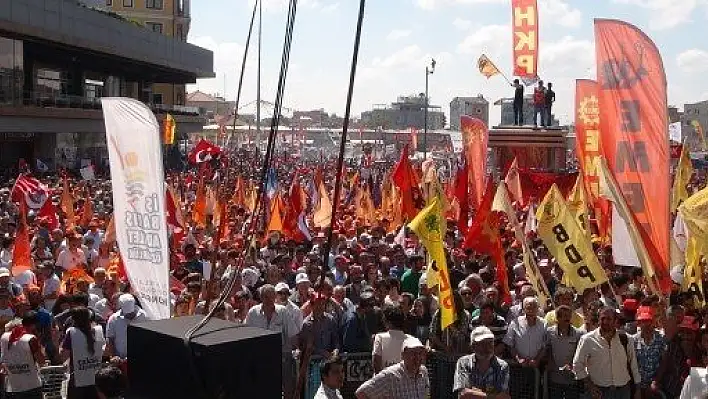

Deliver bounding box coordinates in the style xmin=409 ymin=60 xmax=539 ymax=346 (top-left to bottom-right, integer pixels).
xmin=60 ymin=177 xmax=75 ymax=230
xmin=12 ymin=203 xmax=32 ymax=275
xmin=266 ymin=193 xmax=285 ymax=233
xmin=193 ymin=176 xmax=206 ymax=228
xmin=464 ymin=180 xmax=511 ymax=305
xmin=104 ymin=214 xmax=116 ymax=246
xmin=79 ymin=198 xmax=94 ymax=229
xmin=461 ymin=116 xmax=489 ymax=207
xmin=595 ymin=19 xmax=671 ymax=292
xmin=504 ymin=158 xmax=524 ymax=206
xmin=231 ymin=176 xmax=246 ymax=207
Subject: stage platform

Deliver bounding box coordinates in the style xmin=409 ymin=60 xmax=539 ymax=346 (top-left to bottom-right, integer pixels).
xmin=489 ymin=125 xmax=570 ymax=172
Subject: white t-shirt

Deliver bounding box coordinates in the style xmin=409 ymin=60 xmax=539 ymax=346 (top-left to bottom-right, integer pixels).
xmin=55 ymin=248 xmax=87 ymax=271
xmin=106 ymin=309 xmax=147 ymax=359
xmin=42 ymin=274 xmax=61 ymax=311
xmin=13 ymin=270 xmax=36 ymax=288
xmin=372 ymin=330 xmax=410 ymax=370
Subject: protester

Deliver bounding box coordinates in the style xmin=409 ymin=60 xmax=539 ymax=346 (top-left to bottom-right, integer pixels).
xmin=314 ymin=355 xmax=345 ymax=399
xmin=0 ymin=311 xmax=45 ymax=399
xmin=453 ymin=326 xmax=510 ymax=399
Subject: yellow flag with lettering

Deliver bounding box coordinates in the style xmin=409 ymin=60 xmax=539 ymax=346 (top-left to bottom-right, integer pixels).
xmin=536 ymin=184 xmax=607 ymax=292
xmin=678 ymin=185 xmax=708 ymax=243
xmin=682 ymin=237 xmax=705 ymax=304
xmin=408 ymin=197 xmax=456 ymax=330
xmin=567 ymin=174 xmax=591 ymax=241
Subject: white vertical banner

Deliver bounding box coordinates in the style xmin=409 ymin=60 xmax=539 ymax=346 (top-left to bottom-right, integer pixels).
xmin=611 ymin=206 xmax=640 ymax=268
xmin=101 ymin=98 xmax=170 ymax=319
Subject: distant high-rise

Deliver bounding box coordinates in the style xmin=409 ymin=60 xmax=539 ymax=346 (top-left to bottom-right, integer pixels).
xmin=360 ymin=94 xmax=445 ymax=130
xmin=450 ymin=95 xmax=489 ymax=130
xmin=681 ymin=100 xmax=708 ymax=150
xmin=107 ymin=0 xmax=191 ymax=106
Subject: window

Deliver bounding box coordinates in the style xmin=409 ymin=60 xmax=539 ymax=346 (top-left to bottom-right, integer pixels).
xmin=145 ymin=22 xmax=163 ymax=34
xmin=123 ymin=0 xmax=133 ymax=6
xmin=153 ymin=93 xmax=163 ymax=105
xmin=106 ymin=0 xmax=112 ymax=5
xmin=36 ymin=67 xmax=68 ymax=98
xmin=146 ymin=0 xmax=163 ymax=9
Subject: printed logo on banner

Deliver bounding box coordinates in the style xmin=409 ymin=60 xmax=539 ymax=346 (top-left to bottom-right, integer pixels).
xmin=600 ymin=45 xmax=648 ymax=89
xmin=346 ymin=358 xmax=373 ymax=382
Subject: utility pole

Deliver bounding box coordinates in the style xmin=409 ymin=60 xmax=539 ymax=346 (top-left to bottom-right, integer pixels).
xmin=423 ymin=58 xmax=436 ymax=159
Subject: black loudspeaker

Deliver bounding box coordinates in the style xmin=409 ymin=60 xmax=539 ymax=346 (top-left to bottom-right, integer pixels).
xmin=127 ymin=316 xmax=282 ymax=399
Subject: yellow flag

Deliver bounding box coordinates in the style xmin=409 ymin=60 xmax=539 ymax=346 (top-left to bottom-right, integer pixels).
xmin=599 ymin=157 xmax=659 ymax=294
xmin=678 ymin=184 xmax=708 ymax=244
xmin=163 ymin=113 xmax=176 ymax=145
xmin=478 ymin=54 xmax=501 ymax=79
xmin=671 ymin=146 xmax=694 ymax=212
xmin=536 ymin=184 xmax=607 ymax=291
xmin=691 ymin=120 xmax=707 ymax=151
xmin=408 ymin=198 xmax=456 ymax=330
xmin=567 ymin=174 xmax=591 ymax=240
xmin=492 ymin=184 xmax=550 ymax=307
xmin=682 ymin=237 xmax=705 ymax=305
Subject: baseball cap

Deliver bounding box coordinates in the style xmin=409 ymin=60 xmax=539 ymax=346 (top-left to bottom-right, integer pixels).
xmin=636 ymin=306 xmax=654 ymax=322
xmin=470 ymin=326 xmax=495 ymax=343
xmin=295 ymin=273 xmax=310 ymax=285
xmin=623 ymin=298 xmax=639 ymax=312
xmin=119 ymin=294 xmax=136 ymax=314
xmin=275 ymin=282 xmax=290 ymax=293
xmin=0 ymin=268 xmax=10 ymax=278
xmin=679 ymin=315 xmax=699 ymax=331
xmin=402 ymin=337 xmax=424 ymax=351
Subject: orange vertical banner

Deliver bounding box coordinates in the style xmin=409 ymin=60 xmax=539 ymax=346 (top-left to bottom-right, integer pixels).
xmin=512 ymin=0 xmax=539 ymax=78
xmin=575 ymin=79 xmax=611 ymax=239
xmin=460 ymin=116 xmax=488 ymax=207
xmin=594 ymin=19 xmax=671 ymax=292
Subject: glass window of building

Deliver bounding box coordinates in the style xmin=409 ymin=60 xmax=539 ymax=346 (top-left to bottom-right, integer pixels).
xmin=0 ymin=37 xmax=23 ymax=106
xmin=146 ymin=0 xmax=163 ymax=9
xmin=36 ymin=67 xmax=67 ymax=98
xmin=145 ymin=22 xmax=163 ymax=34
xmin=123 ymin=0 xmax=133 ymax=7
xmin=106 ymin=0 xmax=112 ymax=5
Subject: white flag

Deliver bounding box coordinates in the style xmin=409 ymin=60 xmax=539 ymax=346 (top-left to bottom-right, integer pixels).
xmin=80 ymin=165 xmax=95 ymax=181
xmin=101 ymin=98 xmax=170 ymax=320
xmin=669 ymin=122 xmax=682 ymax=143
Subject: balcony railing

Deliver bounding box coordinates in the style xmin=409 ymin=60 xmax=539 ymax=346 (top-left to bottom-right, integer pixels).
xmin=0 ymin=91 xmax=200 ymax=116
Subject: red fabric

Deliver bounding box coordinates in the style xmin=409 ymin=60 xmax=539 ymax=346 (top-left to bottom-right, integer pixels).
xmin=8 ymin=326 xmax=26 ymax=345
xmin=454 ymin=162 xmax=469 ymax=234
xmin=391 ymin=146 xmax=420 ymax=221
xmin=12 ymin=203 xmax=32 ymax=276
xmin=188 ymin=139 xmax=222 ymax=164
xmin=519 ymin=170 xmax=578 ymax=203
xmin=464 ymin=181 xmax=511 ymax=305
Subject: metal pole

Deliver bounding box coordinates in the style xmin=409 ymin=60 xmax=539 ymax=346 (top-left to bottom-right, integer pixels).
xmin=256 ymin=0 xmax=262 ymax=153
xmin=423 ymin=67 xmax=428 ymax=159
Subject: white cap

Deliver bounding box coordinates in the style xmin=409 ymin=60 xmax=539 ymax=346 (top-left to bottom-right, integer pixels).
xmin=275 ymin=282 xmax=290 ymax=293
xmin=402 ymin=336 xmax=424 ymax=351
xmin=119 ymin=294 xmax=136 ymax=314
xmin=241 ymin=268 xmax=259 ymax=287
xmin=470 ymin=326 xmax=495 ymax=342
xmin=0 ymin=268 xmax=10 ymax=278
xmin=296 ymin=273 xmax=310 ymax=285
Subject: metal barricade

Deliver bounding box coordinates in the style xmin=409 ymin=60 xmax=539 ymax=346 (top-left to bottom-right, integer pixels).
xmin=426 ymin=350 xmax=460 ymax=399
xmin=304 ymin=352 xmax=373 ymax=399
xmin=39 ymin=365 xmax=67 ymax=399
xmin=509 ymin=365 xmax=541 ymax=399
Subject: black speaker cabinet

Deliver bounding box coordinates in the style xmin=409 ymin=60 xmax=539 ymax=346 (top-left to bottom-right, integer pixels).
xmin=127 ymin=316 xmax=282 ymax=399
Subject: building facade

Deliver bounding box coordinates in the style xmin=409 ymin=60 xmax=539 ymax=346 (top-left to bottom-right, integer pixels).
xmin=186 ymin=91 xmax=235 ymax=123
xmin=0 ymin=0 xmax=213 ymax=174
xmin=105 ymin=0 xmax=191 ymax=106
xmin=681 ymin=100 xmax=708 ymax=151
xmin=360 ymin=94 xmax=445 ymax=130
xmin=449 ymin=95 xmax=489 ymax=130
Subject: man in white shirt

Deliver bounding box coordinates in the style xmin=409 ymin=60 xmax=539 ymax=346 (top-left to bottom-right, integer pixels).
xmin=275 ymin=282 xmax=303 ymax=334
xmin=245 ymin=284 xmax=299 ymax=399
xmin=504 ymin=297 xmax=547 ymax=366
xmin=38 ymin=261 xmax=60 ymax=311
xmin=573 ymin=307 xmax=641 ymax=399
xmin=356 ymin=336 xmax=429 ymax=399
xmin=373 ymin=306 xmax=409 ymax=373
xmin=106 ymin=294 xmax=147 ymax=361
xmin=314 ymin=355 xmax=345 ymax=399
xmin=55 ymin=234 xmax=86 ymax=272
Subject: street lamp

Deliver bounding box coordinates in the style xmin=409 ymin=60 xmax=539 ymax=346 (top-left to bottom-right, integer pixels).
xmin=423 ymin=58 xmax=436 ymax=158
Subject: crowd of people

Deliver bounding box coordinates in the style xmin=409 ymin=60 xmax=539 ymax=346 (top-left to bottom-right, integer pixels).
xmin=0 ymin=146 xmax=704 ymax=399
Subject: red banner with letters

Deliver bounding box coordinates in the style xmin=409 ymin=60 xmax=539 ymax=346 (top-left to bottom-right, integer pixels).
xmin=575 ymin=79 xmax=611 ymax=239
xmin=595 ymin=19 xmax=671 ymax=292
xmin=460 ymin=116 xmax=488 ymax=207
xmin=512 ymin=0 xmax=539 ymax=78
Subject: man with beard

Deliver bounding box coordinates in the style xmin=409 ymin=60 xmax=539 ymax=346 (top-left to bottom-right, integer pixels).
xmin=453 ymin=326 xmax=510 ymax=399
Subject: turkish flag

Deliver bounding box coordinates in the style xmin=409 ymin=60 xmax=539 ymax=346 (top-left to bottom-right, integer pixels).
xmin=188 ymin=139 xmax=222 ymax=164
xmin=391 ymin=145 xmax=422 ymax=221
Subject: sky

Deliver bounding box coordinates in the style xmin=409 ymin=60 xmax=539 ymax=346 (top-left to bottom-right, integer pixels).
xmin=187 ymin=0 xmax=708 ymax=127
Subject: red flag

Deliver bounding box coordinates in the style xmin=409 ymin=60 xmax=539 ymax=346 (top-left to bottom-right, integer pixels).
xmin=283 ymin=177 xmax=309 ymax=242
xmin=512 ymin=0 xmax=539 ymax=79
xmin=454 ymin=161 xmax=469 ymax=234
xmin=504 ymin=158 xmax=524 ymax=206
xmin=460 ymin=116 xmax=489 ymax=207
xmin=464 ymin=181 xmax=511 ymax=305
xmin=11 ymin=175 xmax=49 ymax=210
xmin=595 ymin=19 xmax=671 ymax=293
xmin=188 ymin=139 xmax=222 ymax=164
xmin=165 ymin=186 xmax=185 ymax=247
xmin=391 ymin=146 xmax=422 ymax=221
xmin=37 ymin=199 xmax=59 ymax=231
xmin=12 ymin=203 xmax=32 ymax=276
